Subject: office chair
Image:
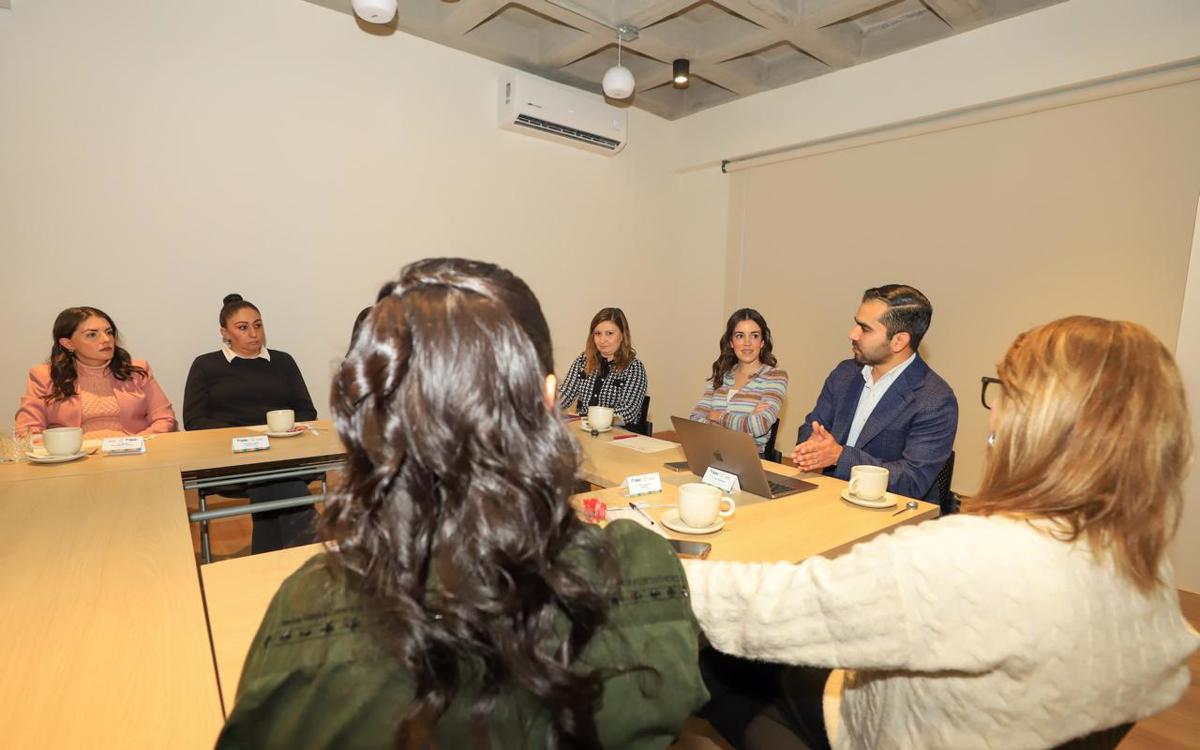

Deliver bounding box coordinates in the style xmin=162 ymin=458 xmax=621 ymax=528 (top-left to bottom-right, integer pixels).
xmin=630 ymin=395 xmax=652 ymax=436
xmin=1052 ymin=722 xmax=1134 ymax=750
xmin=925 ymin=451 xmax=958 ymax=515
xmin=762 ymin=419 xmax=782 ymax=463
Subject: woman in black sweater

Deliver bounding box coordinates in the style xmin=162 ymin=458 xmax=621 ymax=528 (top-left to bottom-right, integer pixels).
xmin=183 ymin=294 xmax=318 ymax=554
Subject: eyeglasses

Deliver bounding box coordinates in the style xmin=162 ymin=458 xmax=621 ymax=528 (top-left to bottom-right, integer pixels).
xmin=980 ymin=376 xmax=1002 ymax=410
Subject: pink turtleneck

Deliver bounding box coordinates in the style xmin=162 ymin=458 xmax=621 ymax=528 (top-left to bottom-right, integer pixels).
xmin=74 ymin=361 xmax=127 ymax=438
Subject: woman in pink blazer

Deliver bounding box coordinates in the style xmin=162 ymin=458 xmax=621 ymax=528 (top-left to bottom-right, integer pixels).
xmin=15 ymin=307 xmax=177 ymax=438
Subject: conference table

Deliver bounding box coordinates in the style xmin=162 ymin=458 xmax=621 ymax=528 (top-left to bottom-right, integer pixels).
xmin=0 ymin=421 xmax=936 ymax=748
xmin=0 ymin=423 xmax=344 ymax=749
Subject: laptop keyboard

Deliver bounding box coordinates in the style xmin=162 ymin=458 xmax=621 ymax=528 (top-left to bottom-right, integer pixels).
xmin=767 ymin=480 xmax=793 ymax=496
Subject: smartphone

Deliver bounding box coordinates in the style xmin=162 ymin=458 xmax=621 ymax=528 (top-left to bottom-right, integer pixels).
xmin=663 ymin=460 xmax=691 ymax=472
xmin=668 ymin=538 xmax=712 ymax=559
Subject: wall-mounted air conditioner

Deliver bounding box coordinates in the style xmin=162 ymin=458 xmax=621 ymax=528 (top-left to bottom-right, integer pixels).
xmin=498 ymin=73 xmax=628 ymax=156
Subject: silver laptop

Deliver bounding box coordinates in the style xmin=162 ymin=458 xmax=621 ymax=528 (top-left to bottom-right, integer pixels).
xmin=669 ymin=416 xmax=817 ymax=499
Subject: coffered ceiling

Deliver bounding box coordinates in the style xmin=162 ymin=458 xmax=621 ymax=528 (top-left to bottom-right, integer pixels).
xmin=301 ymin=0 xmax=1067 ymax=120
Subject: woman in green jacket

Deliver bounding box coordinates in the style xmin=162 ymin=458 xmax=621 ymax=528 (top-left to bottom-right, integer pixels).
xmin=218 ymin=258 xmax=707 ymax=750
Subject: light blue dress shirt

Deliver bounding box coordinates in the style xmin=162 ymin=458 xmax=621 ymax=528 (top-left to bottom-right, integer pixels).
xmin=845 ymin=353 xmax=916 ymax=448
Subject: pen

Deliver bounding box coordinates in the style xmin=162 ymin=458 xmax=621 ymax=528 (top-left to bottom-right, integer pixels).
xmin=612 ymin=434 xmax=637 ymax=441
xmin=629 ymin=501 xmax=657 ymax=528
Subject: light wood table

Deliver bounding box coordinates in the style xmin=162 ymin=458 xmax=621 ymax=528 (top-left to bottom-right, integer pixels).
xmin=0 ymin=422 xmax=349 ymax=748
xmin=0 ymin=421 xmax=344 ymax=484
xmin=575 ymin=427 xmax=937 ymax=561
xmin=203 ymin=543 xmax=324 ymax=702
xmin=0 ymin=468 xmax=224 ymax=748
xmin=204 ymin=428 xmax=937 ymax=707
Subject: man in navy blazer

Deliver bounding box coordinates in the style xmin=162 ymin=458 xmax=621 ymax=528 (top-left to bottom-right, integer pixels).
xmin=793 ymin=284 xmax=958 ymax=501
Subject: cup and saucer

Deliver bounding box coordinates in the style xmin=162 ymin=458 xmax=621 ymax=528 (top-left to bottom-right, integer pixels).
xmin=661 ymin=510 xmax=724 ymax=535
xmin=579 ymin=406 xmax=615 ymax=433
xmin=841 ymin=465 xmax=896 ymax=509
xmin=661 ymin=483 xmax=737 ymax=535
xmin=840 ymin=488 xmax=898 ymax=509
xmin=265 ymin=410 xmax=306 ymax=438
xmin=28 ymin=427 xmax=87 ymax=463
xmin=266 ymin=426 xmax=308 ymax=438
xmin=26 ymin=449 xmax=88 ymax=464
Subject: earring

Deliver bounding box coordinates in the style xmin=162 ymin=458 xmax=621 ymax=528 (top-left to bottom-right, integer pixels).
xmin=987 ymin=431 xmax=996 ymax=448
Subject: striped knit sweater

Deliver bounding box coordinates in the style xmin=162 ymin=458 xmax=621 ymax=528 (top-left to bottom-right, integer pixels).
xmin=689 ymin=364 xmax=788 ymax=452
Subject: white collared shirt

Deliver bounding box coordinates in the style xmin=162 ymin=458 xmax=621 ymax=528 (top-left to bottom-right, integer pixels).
xmin=221 ymin=344 xmax=271 ymax=363
xmin=845 ymin=353 xmax=916 ymax=448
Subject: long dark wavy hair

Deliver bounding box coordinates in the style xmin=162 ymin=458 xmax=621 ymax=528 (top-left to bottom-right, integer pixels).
xmin=322 ymin=258 xmax=622 ymax=749
xmin=47 ymin=307 xmax=144 ymax=402
xmin=709 ymin=308 xmax=777 ymax=389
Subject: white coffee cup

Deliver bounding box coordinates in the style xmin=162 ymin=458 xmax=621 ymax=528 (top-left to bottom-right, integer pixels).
xmin=267 ymin=409 xmax=295 ymax=433
xmin=586 ymin=406 xmax=614 ymax=431
xmin=43 ymin=427 xmax=83 ymax=457
xmin=678 ymin=482 xmax=736 ymax=528
xmin=848 ymin=465 xmax=889 ymax=501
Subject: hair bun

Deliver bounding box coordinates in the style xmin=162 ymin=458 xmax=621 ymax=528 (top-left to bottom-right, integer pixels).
xmin=223 ymin=293 xmax=244 ymax=305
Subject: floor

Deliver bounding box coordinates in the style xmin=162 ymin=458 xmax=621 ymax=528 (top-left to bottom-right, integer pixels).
xmin=189 ymin=484 xmax=1200 ymax=748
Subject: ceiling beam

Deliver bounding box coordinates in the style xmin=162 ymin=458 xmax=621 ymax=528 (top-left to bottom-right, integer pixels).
xmin=920 ymin=0 xmax=991 ymax=30
xmin=717 ymin=0 xmax=799 ymax=29
xmin=543 ymin=35 xmax=611 ymax=68
xmin=787 ymin=27 xmax=861 ymax=68
xmin=524 ymin=0 xmax=614 ymax=36
xmin=442 ymin=0 xmax=509 ymax=36
xmin=802 ymin=0 xmax=892 ymax=29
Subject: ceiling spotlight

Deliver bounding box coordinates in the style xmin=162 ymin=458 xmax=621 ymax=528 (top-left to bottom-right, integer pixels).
xmin=352 ymin=0 xmax=397 ymax=24
xmin=673 ymin=59 xmax=690 ymax=89
xmin=603 ymin=33 xmax=636 ymax=100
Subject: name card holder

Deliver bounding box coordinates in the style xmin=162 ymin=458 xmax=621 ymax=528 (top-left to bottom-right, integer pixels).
xmin=101 ymin=437 xmax=146 ymax=455
xmin=622 ymin=472 xmax=663 ymax=497
xmin=232 ymin=435 xmax=270 ymax=453
xmin=702 ymin=466 xmax=740 ymax=494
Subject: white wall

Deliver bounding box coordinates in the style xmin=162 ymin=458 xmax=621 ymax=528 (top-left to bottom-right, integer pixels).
xmin=0 ymin=0 xmax=704 ymax=427
xmin=4 ymin=0 xmax=1200 ymax=588
xmin=662 ymin=0 xmax=1200 ymax=588
xmin=1173 ymin=201 xmax=1200 ymax=592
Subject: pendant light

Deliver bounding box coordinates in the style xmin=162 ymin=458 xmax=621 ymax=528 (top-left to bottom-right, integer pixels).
xmin=602 ymin=34 xmax=635 ymax=100
xmin=352 ymin=0 xmax=397 ymax=24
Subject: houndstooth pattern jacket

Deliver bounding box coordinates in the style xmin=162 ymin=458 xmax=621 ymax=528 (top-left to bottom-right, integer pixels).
xmin=557 ymin=353 xmax=647 ymax=427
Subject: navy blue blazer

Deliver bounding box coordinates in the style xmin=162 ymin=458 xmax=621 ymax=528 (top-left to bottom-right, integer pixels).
xmin=796 ymin=355 xmax=958 ymax=500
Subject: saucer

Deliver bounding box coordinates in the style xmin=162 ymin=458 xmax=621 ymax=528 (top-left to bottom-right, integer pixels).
xmin=579 ymin=421 xmax=613 ymax=433
xmin=660 ymin=509 xmax=725 ymax=535
xmin=266 ymin=429 xmax=306 ymax=438
xmin=840 ymin=488 xmax=897 ymax=509
xmin=26 ymin=450 xmax=87 ymax=464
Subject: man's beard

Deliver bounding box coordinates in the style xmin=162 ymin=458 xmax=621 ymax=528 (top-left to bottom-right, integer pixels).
xmin=853 ymin=344 xmax=888 ymax=367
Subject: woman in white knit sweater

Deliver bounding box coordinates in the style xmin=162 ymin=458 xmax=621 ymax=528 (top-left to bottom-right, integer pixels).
xmin=684 ymin=316 xmax=1199 ymax=750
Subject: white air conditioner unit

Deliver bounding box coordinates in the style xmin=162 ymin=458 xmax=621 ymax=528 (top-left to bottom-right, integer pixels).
xmin=498 ymin=73 xmax=628 ymax=156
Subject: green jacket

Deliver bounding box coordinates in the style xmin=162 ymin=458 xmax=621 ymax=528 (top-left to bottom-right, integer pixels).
xmin=217 ymin=521 xmax=708 ymax=749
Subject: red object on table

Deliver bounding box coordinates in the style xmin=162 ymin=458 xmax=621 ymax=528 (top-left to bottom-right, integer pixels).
xmin=581 ymin=497 xmax=607 ymax=523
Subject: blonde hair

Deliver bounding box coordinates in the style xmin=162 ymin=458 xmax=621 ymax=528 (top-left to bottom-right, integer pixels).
xmin=967 ymin=316 xmax=1191 ymax=591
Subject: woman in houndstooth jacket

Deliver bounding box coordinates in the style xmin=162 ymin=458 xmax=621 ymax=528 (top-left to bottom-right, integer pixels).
xmin=556 ymin=307 xmax=647 ymax=428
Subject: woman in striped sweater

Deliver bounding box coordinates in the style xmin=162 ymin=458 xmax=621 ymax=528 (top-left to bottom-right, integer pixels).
xmin=690 ymin=308 xmax=787 ymax=454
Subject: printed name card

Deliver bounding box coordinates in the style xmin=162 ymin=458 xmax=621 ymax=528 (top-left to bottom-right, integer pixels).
xmin=622 ymin=472 xmax=663 ymax=497
xmin=101 ymin=437 xmax=145 ymax=455
xmin=232 ymin=435 xmax=270 ymax=453
xmin=702 ymin=466 xmax=740 ymax=494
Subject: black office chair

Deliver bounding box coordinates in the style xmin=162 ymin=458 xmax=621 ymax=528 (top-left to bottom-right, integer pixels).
xmin=630 ymin=395 xmax=652 ymax=436
xmin=762 ymin=419 xmax=782 ymax=463
xmin=1052 ymin=722 xmax=1134 ymax=750
xmin=924 ymin=450 xmax=958 ymax=516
